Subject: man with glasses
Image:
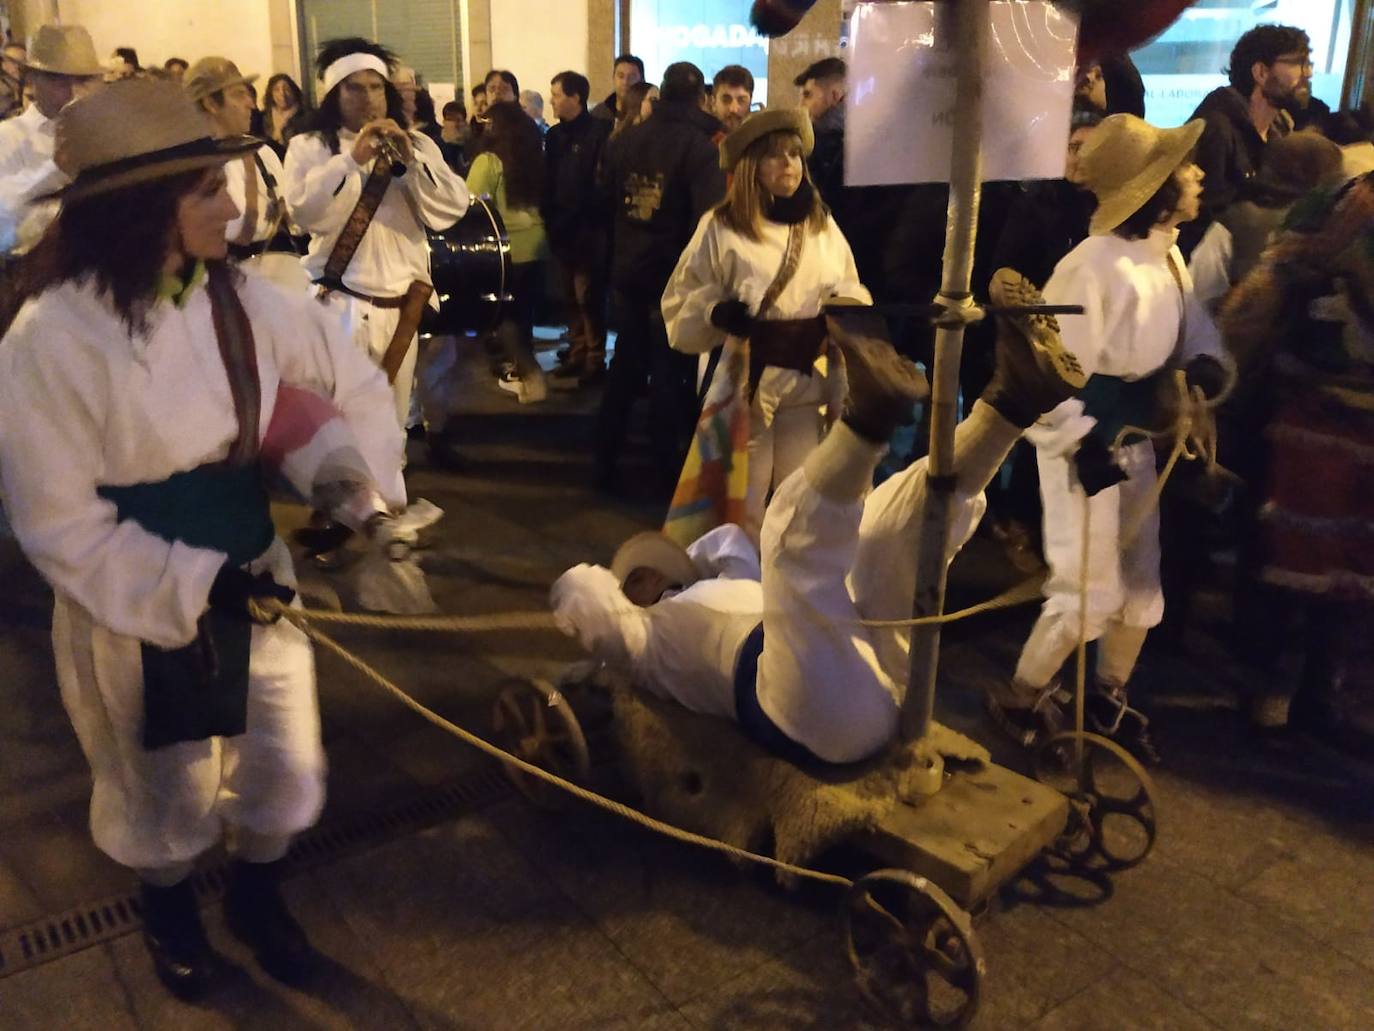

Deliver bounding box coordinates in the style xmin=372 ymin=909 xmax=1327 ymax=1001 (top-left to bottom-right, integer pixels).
xmin=1182 ymin=24 xmax=1311 ymax=254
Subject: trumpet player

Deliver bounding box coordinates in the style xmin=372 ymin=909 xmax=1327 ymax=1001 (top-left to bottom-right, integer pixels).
xmin=283 ymin=37 xmax=469 ymax=429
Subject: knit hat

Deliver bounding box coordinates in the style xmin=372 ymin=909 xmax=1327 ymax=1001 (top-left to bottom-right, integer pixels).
xmin=1253 ymin=131 xmax=1345 ymax=200
xmin=719 ymin=106 xmax=813 ymax=171
xmin=184 ymin=56 xmax=258 ymax=105
xmin=20 ymin=24 xmax=102 ymax=78
xmin=610 ymin=532 xmax=699 ymax=589
xmin=1079 ymin=113 xmax=1204 ymax=235
xmin=47 ymin=78 xmax=258 ymax=201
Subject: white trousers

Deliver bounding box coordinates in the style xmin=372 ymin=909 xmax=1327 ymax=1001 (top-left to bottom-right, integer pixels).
xmin=744 ymin=365 xmax=842 ymax=544
xmin=52 ymin=538 xmax=325 ymax=870
xmin=756 ymin=406 xmax=1004 ymax=763
xmin=320 ymin=292 xmax=418 ymax=430
xmin=1014 ymin=439 xmax=1163 ymax=688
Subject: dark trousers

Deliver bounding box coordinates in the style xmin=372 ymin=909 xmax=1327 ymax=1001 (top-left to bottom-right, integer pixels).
xmin=553 ymin=243 xmax=608 ymax=370
xmin=596 ymin=288 xmax=697 ymax=487
xmin=496 ymin=261 xmax=543 ymax=379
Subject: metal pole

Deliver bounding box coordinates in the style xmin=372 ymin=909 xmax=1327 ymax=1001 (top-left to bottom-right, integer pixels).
xmin=899 ymin=0 xmax=991 ymax=744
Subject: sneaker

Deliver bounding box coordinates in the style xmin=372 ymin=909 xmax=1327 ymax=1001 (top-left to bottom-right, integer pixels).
xmin=983 ymin=268 xmax=1086 ymax=427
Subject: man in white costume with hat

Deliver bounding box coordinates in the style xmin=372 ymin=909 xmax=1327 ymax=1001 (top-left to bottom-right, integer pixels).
xmin=187 ymin=55 xmax=307 ymax=291
xmin=0 ymin=24 xmax=102 ymax=253
xmin=283 ymin=37 xmax=469 ymax=428
xmin=552 ymin=295 xmax=1087 ymax=766
xmin=987 ymin=114 xmax=1229 ymax=762
xmin=0 ymin=79 xmax=408 ymax=999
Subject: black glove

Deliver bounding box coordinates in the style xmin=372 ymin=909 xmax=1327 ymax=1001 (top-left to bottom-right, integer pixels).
xmin=710 ymin=299 xmax=754 ymax=338
xmin=1184 ymin=355 xmax=1228 ymax=400
xmin=1073 ymin=433 xmax=1127 ymax=497
xmin=208 ymin=564 xmax=296 ymax=623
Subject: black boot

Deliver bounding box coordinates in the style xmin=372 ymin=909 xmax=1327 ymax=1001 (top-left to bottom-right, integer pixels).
xmin=224 ymin=859 xmax=316 ymax=984
xmin=1086 ymin=681 xmax=1162 ymax=766
xmin=140 ymin=879 xmax=222 ymax=1001
xmin=982 ymin=268 xmax=1087 ymax=428
xmin=825 ymin=306 xmax=930 ymax=444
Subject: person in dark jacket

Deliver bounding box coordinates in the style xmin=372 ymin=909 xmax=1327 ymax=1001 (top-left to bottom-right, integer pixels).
xmin=796 ymin=56 xmax=846 ymax=210
xmin=595 ymin=61 xmax=725 ymax=492
xmin=544 ymin=69 xmax=613 ymax=385
xmin=591 ymin=53 xmax=644 ymax=124
xmin=1180 ymin=24 xmax=1310 ymax=254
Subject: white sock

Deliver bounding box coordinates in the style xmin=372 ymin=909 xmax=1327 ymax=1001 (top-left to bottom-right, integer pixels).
xmin=953 ymin=401 xmax=1022 ymax=496
xmin=803 ymin=421 xmax=887 ymax=502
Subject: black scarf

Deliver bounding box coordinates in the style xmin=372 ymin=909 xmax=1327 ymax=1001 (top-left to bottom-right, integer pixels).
xmin=766 ymin=180 xmax=815 ymax=225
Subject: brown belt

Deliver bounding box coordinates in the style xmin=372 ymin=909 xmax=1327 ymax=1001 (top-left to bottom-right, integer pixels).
xmin=748 ymin=316 xmax=828 ymax=392
xmin=314 ymin=279 xmax=407 ymax=308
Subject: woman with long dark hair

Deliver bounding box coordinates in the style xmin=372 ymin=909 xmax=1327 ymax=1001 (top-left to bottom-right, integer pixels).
xmin=467 ymin=100 xmax=549 ymax=401
xmin=0 ymin=79 xmax=406 ymax=999
xmin=261 ymin=72 xmax=307 ymax=156
xmin=662 ymin=109 xmax=870 ymax=542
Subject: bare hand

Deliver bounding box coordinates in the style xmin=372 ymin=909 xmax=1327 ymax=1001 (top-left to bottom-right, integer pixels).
xmin=350 ymin=119 xmax=413 ymax=165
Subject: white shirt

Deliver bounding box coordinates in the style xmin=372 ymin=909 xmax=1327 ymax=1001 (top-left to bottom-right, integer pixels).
xmin=225 ymin=143 xmax=288 ymax=245
xmin=282 ymin=129 xmax=469 ymax=297
xmin=0 ymin=103 xmax=65 ymax=252
xmin=0 ymin=269 xmax=405 ymax=649
xmin=662 ymin=211 xmax=871 ymax=356
xmin=1027 ymin=228 xmax=1223 ymax=456
xmin=550 ymin=525 xmax=764 ymax=719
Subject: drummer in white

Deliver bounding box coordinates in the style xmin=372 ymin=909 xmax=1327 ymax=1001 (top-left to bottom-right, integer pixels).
xmin=283 ymin=37 xmax=469 ymax=427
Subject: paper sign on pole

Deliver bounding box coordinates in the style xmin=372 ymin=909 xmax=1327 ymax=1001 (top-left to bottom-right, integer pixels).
xmin=846 ymin=1 xmax=1079 ymax=185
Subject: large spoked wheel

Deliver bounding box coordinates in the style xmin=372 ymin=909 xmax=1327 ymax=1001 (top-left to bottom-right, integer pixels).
xmin=843 ymin=870 xmax=984 ymax=1029
xmin=490 ymin=678 xmax=590 ymax=809
xmin=1034 ymin=731 xmax=1159 ymax=871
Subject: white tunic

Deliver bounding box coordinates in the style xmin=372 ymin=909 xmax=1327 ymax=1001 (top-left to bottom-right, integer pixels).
xmin=1026 ymin=228 xmax=1223 ymax=458
xmin=0 ymin=103 xmax=64 ymax=253
xmin=662 ymin=211 xmax=870 ymax=356
xmin=282 ymin=129 xmax=469 ymax=297
xmin=225 ymin=143 xmax=288 ymax=245
xmin=0 ymin=268 xmax=405 ymax=650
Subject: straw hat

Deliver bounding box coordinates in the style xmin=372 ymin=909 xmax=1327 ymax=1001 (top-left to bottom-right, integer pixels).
xmin=610 ymin=532 xmax=700 ymax=589
xmin=719 ymin=106 xmax=813 ymax=171
xmin=1079 ymin=113 xmax=1205 ymax=235
xmin=48 ymin=78 xmax=258 ymax=202
xmin=184 ymin=56 xmax=258 ymax=104
xmin=21 ymin=24 xmax=102 ymax=78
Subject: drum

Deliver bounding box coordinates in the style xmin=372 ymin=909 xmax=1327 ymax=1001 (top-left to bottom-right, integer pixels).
xmin=425 ymin=195 xmax=511 ymax=335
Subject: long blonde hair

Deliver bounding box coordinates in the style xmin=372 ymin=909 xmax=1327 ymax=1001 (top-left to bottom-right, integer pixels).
xmin=714 ymin=130 xmax=826 ymax=242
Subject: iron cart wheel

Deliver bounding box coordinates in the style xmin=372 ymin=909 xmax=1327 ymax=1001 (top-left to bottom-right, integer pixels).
xmin=843 ymin=869 xmax=985 ymax=1028
xmin=490 ymin=677 xmax=591 ymax=808
xmin=1033 ymin=731 xmax=1159 ymax=871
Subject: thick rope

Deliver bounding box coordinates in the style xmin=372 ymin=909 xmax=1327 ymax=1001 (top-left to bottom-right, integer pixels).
xmin=253 ymin=598 xmax=855 ymax=891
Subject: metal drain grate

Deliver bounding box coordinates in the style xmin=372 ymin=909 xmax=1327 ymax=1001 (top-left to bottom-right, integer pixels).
xmin=0 ymin=762 xmax=514 ymax=980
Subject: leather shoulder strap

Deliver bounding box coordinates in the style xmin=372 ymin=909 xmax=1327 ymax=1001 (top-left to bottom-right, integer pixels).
xmin=757 ymin=223 xmax=805 ymax=318
xmin=205 ymin=263 xmax=262 ymax=466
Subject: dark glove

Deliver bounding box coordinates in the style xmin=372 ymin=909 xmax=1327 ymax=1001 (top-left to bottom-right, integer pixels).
xmin=710 ymin=299 xmax=754 ymax=338
xmin=1073 ymin=433 xmax=1127 ymax=497
xmin=208 ymin=564 xmax=296 ymax=623
xmin=1184 ymin=355 xmax=1228 ymax=400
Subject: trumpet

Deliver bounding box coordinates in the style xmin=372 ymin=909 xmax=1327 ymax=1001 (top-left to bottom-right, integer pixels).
xmin=375 ymin=132 xmax=409 ymax=177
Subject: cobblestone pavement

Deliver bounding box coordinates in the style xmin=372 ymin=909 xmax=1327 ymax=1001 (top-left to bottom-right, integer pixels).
xmin=2 ymin=336 xmax=1371 ymax=1029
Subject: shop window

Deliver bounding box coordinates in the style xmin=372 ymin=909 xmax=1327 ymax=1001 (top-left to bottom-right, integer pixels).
xmin=630 ymin=0 xmax=771 ymax=105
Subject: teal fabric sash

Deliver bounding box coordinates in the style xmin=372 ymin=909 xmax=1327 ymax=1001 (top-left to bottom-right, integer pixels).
xmin=98 ymin=461 xmax=274 ymax=749
xmin=1077 ymin=372 xmax=1163 ymax=447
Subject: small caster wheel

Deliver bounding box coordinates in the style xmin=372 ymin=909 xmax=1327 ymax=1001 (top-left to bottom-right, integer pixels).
xmin=1034 ymin=731 xmax=1159 ymax=871
xmin=843 ymin=869 xmax=984 ymax=1028
xmin=490 ymin=677 xmax=590 ymax=809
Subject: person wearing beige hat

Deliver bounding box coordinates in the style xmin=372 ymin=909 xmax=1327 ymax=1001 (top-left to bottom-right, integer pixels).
xmin=0 ymin=78 xmax=409 ymax=999
xmin=0 ymin=24 xmax=102 ymax=253
xmin=990 ymin=113 xmax=1230 ymax=763
xmin=662 ymin=105 xmax=871 ymax=543
xmin=187 ymin=55 xmax=304 ymax=289
xmin=283 ymin=37 xmax=469 ymax=430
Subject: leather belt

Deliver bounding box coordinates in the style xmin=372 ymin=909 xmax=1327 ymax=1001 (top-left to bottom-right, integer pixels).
xmin=313 ymin=278 xmax=407 ymax=309
xmin=748 ymin=315 xmax=828 ymax=392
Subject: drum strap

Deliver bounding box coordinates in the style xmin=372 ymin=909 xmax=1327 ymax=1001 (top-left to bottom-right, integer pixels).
xmin=318 ymin=150 xmax=396 ymax=290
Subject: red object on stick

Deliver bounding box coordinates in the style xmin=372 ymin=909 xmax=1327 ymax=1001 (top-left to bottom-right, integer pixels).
xmin=1060 ymin=0 xmax=1199 ymax=61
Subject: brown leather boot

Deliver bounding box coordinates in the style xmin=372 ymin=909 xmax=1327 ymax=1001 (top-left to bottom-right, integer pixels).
xmin=982 ymin=268 xmax=1086 ymax=428
xmin=825 ymin=307 xmax=929 ymax=443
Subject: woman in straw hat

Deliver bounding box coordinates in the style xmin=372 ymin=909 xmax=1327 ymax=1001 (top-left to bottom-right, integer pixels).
xmin=987 ymin=112 xmax=1230 ymax=762
xmin=662 ymin=107 xmax=872 ymax=543
xmin=0 ymin=79 xmax=409 ymax=998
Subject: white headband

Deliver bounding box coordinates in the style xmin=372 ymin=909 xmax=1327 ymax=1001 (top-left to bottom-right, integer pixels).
xmin=321 ymin=53 xmax=389 ymax=96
